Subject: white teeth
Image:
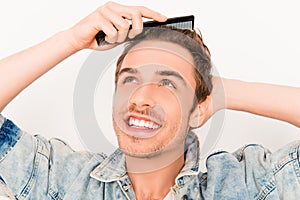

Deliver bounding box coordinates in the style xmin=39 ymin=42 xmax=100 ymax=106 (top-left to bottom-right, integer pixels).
xmin=128 ymin=117 xmax=161 ymax=129
xmin=129 ymin=118 xmax=134 ymax=126
xmin=148 ymin=122 xmax=154 ymax=129
xmin=134 ymin=119 xmax=139 ymax=126
xmin=153 ymin=124 xmax=159 ymax=129
xmin=139 ymin=120 xmax=145 ymax=127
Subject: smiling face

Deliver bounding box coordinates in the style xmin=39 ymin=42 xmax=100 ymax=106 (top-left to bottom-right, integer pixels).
xmin=112 ymin=40 xmax=200 ymax=158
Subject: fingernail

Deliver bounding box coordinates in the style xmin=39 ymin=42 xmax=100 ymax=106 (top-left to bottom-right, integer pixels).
xmin=128 ymin=29 xmax=142 ymax=39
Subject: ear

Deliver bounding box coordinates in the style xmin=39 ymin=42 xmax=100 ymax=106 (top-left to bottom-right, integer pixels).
xmin=189 ymin=96 xmax=211 ymax=129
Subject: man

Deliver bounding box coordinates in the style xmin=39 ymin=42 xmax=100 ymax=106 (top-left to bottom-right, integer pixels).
xmin=0 ymin=1 xmax=300 ymax=200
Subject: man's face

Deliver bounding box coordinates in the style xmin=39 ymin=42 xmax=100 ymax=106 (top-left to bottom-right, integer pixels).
xmin=112 ymin=40 xmax=198 ymax=158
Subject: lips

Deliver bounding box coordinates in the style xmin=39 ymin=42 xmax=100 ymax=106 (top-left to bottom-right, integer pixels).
xmin=128 ymin=116 xmax=162 ymax=129
xmin=120 ymin=114 xmax=163 ymax=138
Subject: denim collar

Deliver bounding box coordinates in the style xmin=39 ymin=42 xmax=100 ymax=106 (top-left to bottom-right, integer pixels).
xmin=90 ymin=132 xmax=201 ymax=183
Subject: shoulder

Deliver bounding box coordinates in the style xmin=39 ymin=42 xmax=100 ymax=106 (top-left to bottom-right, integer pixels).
xmin=0 ymin=114 xmax=107 ymax=166
xmin=0 ymin=114 xmax=107 ymax=198
xmin=202 ymin=141 xmax=300 ymax=199
xmin=206 ymin=141 xmax=300 ymax=167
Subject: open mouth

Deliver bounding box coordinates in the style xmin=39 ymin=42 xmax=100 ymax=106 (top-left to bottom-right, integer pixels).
xmin=123 ymin=115 xmax=163 ymax=138
xmin=128 ymin=116 xmax=162 ymax=129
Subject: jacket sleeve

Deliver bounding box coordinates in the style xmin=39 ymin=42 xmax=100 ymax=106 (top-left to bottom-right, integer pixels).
xmin=0 ymin=114 xmax=50 ymax=199
xmin=0 ymin=114 xmax=22 ymax=161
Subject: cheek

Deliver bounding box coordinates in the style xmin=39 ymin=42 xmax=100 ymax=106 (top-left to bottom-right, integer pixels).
xmin=145 ymin=87 xmax=193 ymax=121
xmin=164 ymin=91 xmax=195 ymax=124
xmin=113 ymin=86 xmax=135 ymax=110
xmin=163 ymin=99 xmax=180 ymax=117
xmin=154 ymin=89 xmax=182 ymax=121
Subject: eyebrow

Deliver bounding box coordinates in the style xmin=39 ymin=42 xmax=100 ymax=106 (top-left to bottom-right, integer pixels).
xmin=118 ymin=68 xmax=139 ymax=76
xmin=155 ymin=70 xmax=187 ymax=86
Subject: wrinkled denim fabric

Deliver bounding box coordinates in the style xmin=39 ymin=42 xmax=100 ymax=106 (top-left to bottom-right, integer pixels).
xmin=1 ymin=114 xmax=300 ymax=200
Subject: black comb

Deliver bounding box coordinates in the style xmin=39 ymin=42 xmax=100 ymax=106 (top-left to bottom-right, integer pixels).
xmin=95 ymin=15 xmax=194 ymax=46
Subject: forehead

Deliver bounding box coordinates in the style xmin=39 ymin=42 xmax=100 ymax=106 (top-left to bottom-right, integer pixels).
xmin=121 ymin=40 xmax=197 ymax=88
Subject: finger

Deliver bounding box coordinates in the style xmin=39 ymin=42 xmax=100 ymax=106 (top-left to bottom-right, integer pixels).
xmin=134 ymin=6 xmax=167 ymax=22
xmin=100 ymin=19 xmax=118 ymax=43
xmin=128 ymin=14 xmax=143 ymax=39
xmin=116 ymin=31 xmax=129 ymax=43
xmin=104 ymin=8 xmax=130 ymax=43
xmin=93 ymin=42 xmax=119 ymax=51
xmin=106 ymin=7 xmax=130 ymax=31
xmin=108 ymin=18 xmax=129 ymax=43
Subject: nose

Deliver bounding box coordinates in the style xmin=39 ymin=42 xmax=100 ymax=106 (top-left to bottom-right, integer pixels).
xmin=129 ymin=84 xmax=156 ymax=109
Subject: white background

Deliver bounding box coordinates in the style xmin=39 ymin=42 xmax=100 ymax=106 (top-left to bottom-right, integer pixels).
xmin=1 ymin=0 xmax=300 ymax=168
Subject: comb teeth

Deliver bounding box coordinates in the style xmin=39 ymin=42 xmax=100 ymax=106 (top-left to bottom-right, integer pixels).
xmin=162 ymin=21 xmax=194 ymax=29
xmin=95 ymin=15 xmax=194 ymax=46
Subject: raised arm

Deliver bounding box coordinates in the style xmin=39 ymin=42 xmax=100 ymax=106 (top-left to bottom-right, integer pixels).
xmin=200 ymin=77 xmax=300 ymax=128
xmin=0 ymin=1 xmax=166 ymax=112
xmin=224 ymin=78 xmax=300 ymax=127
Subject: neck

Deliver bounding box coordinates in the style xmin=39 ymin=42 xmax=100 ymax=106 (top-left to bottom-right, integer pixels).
xmin=126 ymin=148 xmax=185 ymax=200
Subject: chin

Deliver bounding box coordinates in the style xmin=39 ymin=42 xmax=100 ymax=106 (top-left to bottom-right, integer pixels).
xmin=121 ymin=147 xmax=164 ymax=159
xmin=113 ymin=118 xmax=185 ymax=159
xmin=117 ymin=133 xmax=184 ymax=161
xmin=116 ymin=134 xmax=164 ymax=158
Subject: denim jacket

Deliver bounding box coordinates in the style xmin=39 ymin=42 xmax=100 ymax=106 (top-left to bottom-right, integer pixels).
xmin=1 ymin=114 xmax=300 ymax=200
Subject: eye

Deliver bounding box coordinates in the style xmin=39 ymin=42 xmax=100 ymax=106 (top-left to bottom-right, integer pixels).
xmin=122 ymin=76 xmax=137 ymax=84
xmin=159 ymin=79 xmax=176 ymax=89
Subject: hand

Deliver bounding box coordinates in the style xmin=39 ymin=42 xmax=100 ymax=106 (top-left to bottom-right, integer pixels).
xmin=67 ymin=1 xmax=167 ymax=51
xmin=198 ymin=76 xmax=227 ymax=126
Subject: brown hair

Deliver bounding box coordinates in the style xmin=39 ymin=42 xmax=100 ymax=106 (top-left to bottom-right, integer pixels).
xmin=115 ymin=27 xmax=212 ymax=108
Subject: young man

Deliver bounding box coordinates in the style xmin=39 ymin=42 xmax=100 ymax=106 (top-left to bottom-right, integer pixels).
xmin=0 ymin=1 xmax=300 ymax=200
